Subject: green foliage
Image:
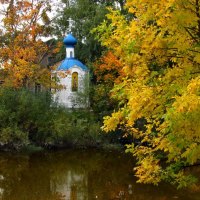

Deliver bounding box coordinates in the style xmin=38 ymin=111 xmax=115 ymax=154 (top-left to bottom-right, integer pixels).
xmin=0 ymin=127 xmax=28 ymax=150
xmin=53 ymin=0 xmax=126 ymax=63
xmin=0 ymin=88 xmax=103 ymax=150
xmin=53 ymin=0 xmax=107 ymax=62
xmin=47 ymin=108 xmax=103 ymax=148
xmin=90 ymin=84 xmax=114 ymax=117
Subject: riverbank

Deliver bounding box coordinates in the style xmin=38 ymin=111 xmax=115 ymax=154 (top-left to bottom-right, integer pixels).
xmin=0 ymin=88 xmax=129 ymax=152
xmin=0 ymin=142 xmax=124 ymax=154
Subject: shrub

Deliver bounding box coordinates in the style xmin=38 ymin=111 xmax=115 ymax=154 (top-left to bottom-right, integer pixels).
xmin=0 ymin=88 xmax=104 ymax=150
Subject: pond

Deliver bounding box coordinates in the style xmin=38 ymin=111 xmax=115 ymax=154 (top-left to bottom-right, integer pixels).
xmin=0 ymin=149 xmax=199 ymax=200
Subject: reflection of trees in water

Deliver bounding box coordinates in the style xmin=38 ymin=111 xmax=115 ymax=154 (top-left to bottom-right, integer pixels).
xmin=0 ymin=151 xmax=90 ymax=200
xmin=0 ymin=150 xmax=199 ymax=200
xmin=0 ymin=153 xmax=62 ymax=200
xmin=0 ymin=153 xmax=30 ymax=200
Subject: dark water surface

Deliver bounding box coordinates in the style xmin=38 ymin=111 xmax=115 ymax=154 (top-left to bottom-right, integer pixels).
xmin=0 ymin=149 xmax=199 ymax=200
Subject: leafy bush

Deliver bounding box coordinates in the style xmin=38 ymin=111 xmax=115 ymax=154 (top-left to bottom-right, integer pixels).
xmin=0 ymin=88 xmax=104 ymax=150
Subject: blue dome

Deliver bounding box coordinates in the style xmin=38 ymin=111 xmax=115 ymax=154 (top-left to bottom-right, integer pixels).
xmin=57 ymin=58 xmax=88 ymax=71
xmin=63 ymin=34 xmax=77 ymax=46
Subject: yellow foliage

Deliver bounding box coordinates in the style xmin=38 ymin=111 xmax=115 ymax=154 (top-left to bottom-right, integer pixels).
xmin=94 ymin=0 xmax=200 ymax=188
xmin=103 ymin=110 xmax=124 ymax=132
xmin=134 ymin=155 xmax=162 ymax=185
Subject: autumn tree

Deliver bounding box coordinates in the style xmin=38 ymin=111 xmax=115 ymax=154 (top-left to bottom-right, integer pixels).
xmin=94 ymin=0 xmax=200 ymax=188
xmin=94 ymin=51 xmax=124 ymax=84
xmin=91 ymin=51 xmax=125 ymax=115
xmin=0 ymin=0 xmax=56 ymax=88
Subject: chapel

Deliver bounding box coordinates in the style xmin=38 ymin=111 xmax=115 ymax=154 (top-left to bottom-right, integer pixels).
xmin=53 ymin=34 xmax=89 ymax=108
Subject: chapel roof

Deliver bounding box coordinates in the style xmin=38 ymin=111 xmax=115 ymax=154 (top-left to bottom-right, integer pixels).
xmin=57 ymin=34 xmax=88 ymax=71
xmin=57 ymin=58 xmax=88 ymax=71
xmin=63 ymin=34 xmax=77 ymax=46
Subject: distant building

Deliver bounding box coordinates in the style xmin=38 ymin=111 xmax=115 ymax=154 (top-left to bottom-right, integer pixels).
xmin=52 ymin=34 xmax=89 ymax=108
xmin=0 ymin=68 xmax=5 ymax=86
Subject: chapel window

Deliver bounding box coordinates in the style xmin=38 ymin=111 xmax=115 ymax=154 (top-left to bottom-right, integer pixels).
xmin=35 ymin=83 xmax=41 ymax=93
xmin=72 ymin=72 xmax=78 ymax=92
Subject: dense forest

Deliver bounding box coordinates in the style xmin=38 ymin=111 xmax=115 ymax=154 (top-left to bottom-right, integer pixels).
xmin=0 ymin=0 xmax=200 ymax=189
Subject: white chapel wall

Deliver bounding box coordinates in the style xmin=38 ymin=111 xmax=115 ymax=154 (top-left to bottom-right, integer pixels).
xmin=54 ymin=66 xmax=89 ymax=108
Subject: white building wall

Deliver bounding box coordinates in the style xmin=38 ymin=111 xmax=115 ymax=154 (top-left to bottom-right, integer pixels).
xmin=54 ymin=66 xmax=89 ymax=108
xmin=66 ymin=47 xmax=75 ymax=58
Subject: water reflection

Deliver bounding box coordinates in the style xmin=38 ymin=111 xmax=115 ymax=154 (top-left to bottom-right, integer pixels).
xmin=0 ymin=150 xmax=199 ymax=200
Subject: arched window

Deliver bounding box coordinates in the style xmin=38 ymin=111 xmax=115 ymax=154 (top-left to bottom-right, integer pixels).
xmin=70 ymin=51 xmax=73 ymax=58
xmin=72 ymin=72 xmax=78 ymax=91
xmin=35 ymin=83 xmax=41 ymax=93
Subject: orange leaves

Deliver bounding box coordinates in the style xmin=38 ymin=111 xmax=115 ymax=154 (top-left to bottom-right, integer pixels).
xmin=57 ymin=70 xmax=70 ymax=79
xmin=94 ymin=51 xmax=124 ymax=84
xmin=52 ymin=41 xmax=62 ymax=54
xmin=0 ymin=0 xmax=52 ymax=88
